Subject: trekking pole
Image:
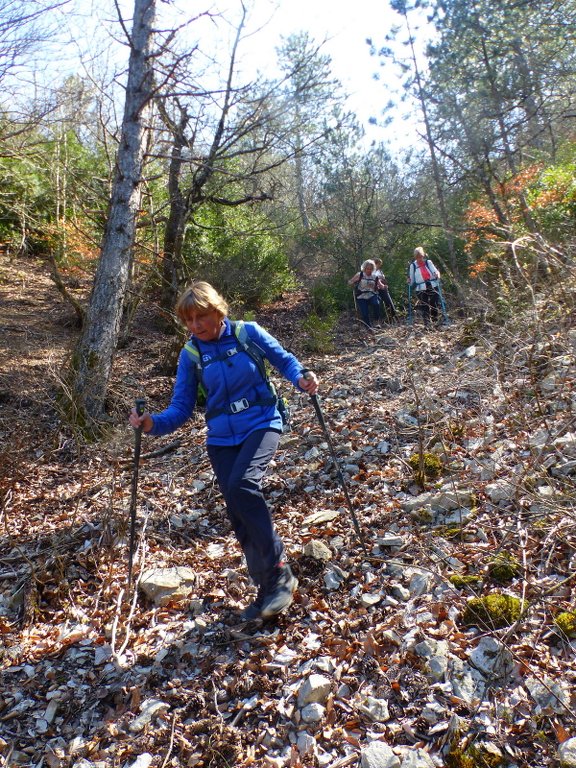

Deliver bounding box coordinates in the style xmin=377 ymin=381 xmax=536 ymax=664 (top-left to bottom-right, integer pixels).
xmin=127 ymin=397 xmax=146 ymax=589
xmin=407 ymin=283 xmax=413 ymax=325
xmin=436 ymin=281 xmax=450 ymax=324
xmin=302 ymin=373 xmax=368 ymax=554
xmin=352 ymin=289 xmax=360 ymax=321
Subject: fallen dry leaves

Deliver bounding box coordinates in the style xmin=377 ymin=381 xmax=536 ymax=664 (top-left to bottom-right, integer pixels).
xmin=1 ymin=255 xmax=576 ymax=767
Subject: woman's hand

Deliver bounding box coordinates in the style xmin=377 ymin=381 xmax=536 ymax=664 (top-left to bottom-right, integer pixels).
xmin=129 ymin=408 xmax=153 ymax=433
xmin=298 ymin=371 xmax=319 ymax=395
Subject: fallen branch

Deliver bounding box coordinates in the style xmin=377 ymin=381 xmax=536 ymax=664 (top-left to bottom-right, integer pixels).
xmin=118 ymin=439 xmax=183 ymax=467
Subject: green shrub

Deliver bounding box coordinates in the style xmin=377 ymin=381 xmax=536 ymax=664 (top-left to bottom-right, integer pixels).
xmin=182 ymin=204 xmax=295 ymax=309
xmin=301 ymin=311 xmax=337 ymax=354
xmin=309 ymin=283 xmax=338 ymax=316
xmin=311 ymin=275 xmax=355 ymax=312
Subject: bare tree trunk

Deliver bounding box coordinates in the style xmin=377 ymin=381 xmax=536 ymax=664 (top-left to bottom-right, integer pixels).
xmin=295 ymin=147 xmax=310 ymax=230
xmin=159 ymin=104 xmax=189 ymax=315
xmin=475 ymin=18 xmax=537 ymax=233
xmin=69 ymin=0 xmax=156 ymax=427
xmin=402 ymin=8 xmax=457 ymax=271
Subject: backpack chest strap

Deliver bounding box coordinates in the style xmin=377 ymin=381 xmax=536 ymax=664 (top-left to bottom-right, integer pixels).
xmin=184 ymin=324 xmax=278 ymax=420
xmin=205 ymin=395 xmax=277 ymax=420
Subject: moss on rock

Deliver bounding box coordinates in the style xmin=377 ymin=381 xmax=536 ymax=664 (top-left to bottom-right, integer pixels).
xmin=487 ymin=552 xmax=521 ymax=584
xmin=446 ymin=741 xmax=505 ymax=768
xmin=449 ymin=573 xmax=483 ymax=590
xmin=408 ymin=451 xmax=443 ymax=482
xmin=554 ymin=611 xmax=576 ymax=638
xmin=461 ymin=592 xmax=526 ymax=629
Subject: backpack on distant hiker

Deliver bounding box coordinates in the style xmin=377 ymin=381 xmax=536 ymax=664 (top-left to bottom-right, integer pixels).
xmin=411 ymin=259 xmax=438 ymax=291
xmin=183 ymin=320 xmax=290 ymax=429
xmin=355 ymin=270 xmax=380 ymax=297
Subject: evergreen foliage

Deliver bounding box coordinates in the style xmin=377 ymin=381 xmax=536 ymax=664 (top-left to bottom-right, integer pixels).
xmin=182 ymin=205 xmax=295 ymax=308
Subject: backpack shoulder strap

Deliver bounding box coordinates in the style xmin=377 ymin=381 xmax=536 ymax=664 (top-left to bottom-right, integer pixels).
xmin=425 ymin=259 xmax=438 ymax=278
xmin=232 ymin=320 xmax=269 ymax=382
xmin=183 ymin=338 xmax=203 ymax=381
xmin=183 ymin=338 xmax=200 ymax=362
xmin=184 ymin=322 xmax=271 ymax=389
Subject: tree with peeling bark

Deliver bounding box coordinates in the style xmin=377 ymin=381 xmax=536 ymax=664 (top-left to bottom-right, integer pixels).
xmin=69 ymin=0 xmax=156 ymax=428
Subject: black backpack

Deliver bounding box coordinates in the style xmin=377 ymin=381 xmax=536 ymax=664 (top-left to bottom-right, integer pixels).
xmin=355 ymin=270 xmax=379 ymax=296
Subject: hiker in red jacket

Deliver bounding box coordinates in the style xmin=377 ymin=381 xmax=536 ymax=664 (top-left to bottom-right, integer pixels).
xmin=407 ymin=247 xmax=441 ymax=327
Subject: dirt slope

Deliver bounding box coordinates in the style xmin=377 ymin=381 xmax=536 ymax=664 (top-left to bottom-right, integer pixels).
xmin=1 ymin=253 xmax=575 ymax=768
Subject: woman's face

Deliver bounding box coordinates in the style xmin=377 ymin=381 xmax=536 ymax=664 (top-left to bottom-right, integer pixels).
xmin=184 ymin=308 xmax=223 ymax=341
xmin=364 ymin=265 xmax=374 ymax=275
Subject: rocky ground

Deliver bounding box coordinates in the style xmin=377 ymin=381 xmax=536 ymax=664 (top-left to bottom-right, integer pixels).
xmin=1 ymin=254 xmax=576 ymax=768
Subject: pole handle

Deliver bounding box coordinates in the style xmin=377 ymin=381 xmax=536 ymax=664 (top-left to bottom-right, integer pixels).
xmin=135 ymin=397 xmax=146 ymax=416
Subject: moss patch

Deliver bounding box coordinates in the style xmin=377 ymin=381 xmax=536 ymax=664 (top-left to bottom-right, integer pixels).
xmin=554 ymin=611 xmax=576 ymax=638
xmin=487 ymin=552 xmax=521 ymax=584
xmin=449 ymin=573 xmax=483 ymax=590
xmin=461 ymin=592 xmax=526 ymax=629
xmin=408 ymin=451 xmax=444 ymax=482
xmin=446 ymin=740 xmax=505 ymax=768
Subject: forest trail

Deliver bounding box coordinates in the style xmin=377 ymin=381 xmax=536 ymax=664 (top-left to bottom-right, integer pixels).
xmin=1 ymin=253 xmax=575 ymax=768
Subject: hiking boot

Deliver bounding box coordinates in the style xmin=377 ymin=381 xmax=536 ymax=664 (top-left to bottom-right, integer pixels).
xmin=260 ymin=564 xmax=298 ymax=618
xmin=239 ymin=585 xmax=266 ymax=621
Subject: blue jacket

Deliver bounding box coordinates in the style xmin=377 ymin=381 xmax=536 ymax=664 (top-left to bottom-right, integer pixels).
xmin=149 ymin=319 xmax=305 ymax=446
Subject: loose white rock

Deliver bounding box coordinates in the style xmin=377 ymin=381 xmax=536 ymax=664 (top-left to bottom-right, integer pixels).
xmin=361 ymin=741 xmax=401 ymax=768
xmin=297 ymin=674 xmax=331 ymax=708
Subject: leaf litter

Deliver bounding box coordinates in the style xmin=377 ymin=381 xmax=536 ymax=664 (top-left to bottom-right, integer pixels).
xmin=1 ymin=256 xmax=576 ymax=767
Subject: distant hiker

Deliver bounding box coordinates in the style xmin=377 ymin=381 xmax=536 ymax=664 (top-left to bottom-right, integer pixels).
xmin=374 ymin=258 xmax=398 ymax=323
xmin=348 ymin=259 xmax=384 ymax=328
xmin=408 ymin=247 xmax=441 ymax=326
xmin=129 ymin=281 xmax=319 ymax=621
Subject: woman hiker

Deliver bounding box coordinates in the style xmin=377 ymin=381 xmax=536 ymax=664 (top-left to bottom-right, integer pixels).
xmin=407 ymin=246 xmax=441 ymax=326
xmin=129 ymin=281 xmax=319 ymax=621
xmin=348 ymin=259 xmax=384 ymax=328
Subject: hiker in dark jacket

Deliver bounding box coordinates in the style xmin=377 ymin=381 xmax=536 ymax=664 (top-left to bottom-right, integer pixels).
xmin=374 ymin=258 xmax=398 ymax=323
xmin=408 ymin=247 xmax=441 ymax=326
xmin=129 ymin=281 xmax=319 ymax=621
